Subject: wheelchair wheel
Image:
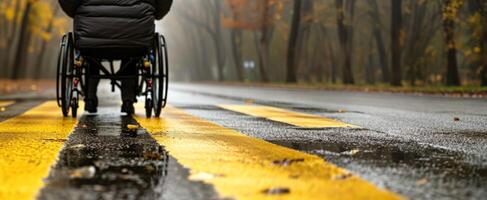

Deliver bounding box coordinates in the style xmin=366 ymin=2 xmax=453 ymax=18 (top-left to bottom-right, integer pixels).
xmin=145 ymin=96 xmax=153 ymax=118
xmin=56 ymin=33 xmax=76 ymax=117
xmin=152 ymin=33 xmax=169 ymax=117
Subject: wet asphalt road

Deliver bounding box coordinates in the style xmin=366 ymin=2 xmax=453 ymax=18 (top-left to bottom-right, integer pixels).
xmin=169 ymin=83 xmax=487 ymax=200
xmin=37 ymin=94 xmax=219 ymax=200
xmin=1 ymin=82 xmax=486 ymax=199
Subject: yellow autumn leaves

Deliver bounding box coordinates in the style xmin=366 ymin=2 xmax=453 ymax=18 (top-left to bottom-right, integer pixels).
xmin=0 ymin=0 xmax=68 ymax=42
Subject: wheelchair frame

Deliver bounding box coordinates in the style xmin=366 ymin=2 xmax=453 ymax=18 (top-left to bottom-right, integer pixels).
xmin=56 ymin=32 xmax=169 ymax=118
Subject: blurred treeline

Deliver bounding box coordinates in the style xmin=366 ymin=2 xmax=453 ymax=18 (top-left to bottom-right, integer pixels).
xmin=0 ymin=0 xmax=68 ymax=79
xmin=1 ymin=0 xmax=487 ymax=87
xmin=165 ymin=0 xmax=487 ymax=86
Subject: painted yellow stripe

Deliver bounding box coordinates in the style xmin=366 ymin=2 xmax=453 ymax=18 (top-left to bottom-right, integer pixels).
xmin=0 ymin=101 xmax=15 ymax=109
xmin=0 ymin=101 xmax=79 ymax=200
xmin=135 ymin=105 xmax=400 ymax=200
xmin=218 ymin=104 xmax=359 ymax=128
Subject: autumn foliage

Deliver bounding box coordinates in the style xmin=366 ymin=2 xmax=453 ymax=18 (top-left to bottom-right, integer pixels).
xmin=0 ymin=0 xmax=68 ymax=78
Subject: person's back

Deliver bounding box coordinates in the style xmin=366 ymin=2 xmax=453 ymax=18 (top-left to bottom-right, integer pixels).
xmin=59 ymin=0 xmax=172 ymax=50
xmin=58 ymin=0 xmax=173 ymax=114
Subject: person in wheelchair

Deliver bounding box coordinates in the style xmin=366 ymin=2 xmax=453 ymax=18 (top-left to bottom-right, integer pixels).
xmin=59 ymin=0 xmax=172 ymax=114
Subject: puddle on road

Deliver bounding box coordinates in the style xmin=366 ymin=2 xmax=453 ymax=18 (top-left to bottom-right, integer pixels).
xmin=271 ymin=139 xmax=487 ymax=199
xmin=39 ymin=114 xmax=169 ymax=200
xmin=271 ymin=139 xmax=487 ymax=179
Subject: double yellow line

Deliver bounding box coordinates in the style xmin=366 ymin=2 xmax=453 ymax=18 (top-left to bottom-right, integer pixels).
xmin=0 ymin=101 xmax=401 ymax=200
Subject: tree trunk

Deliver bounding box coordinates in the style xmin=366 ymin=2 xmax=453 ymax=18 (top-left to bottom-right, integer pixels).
xmin=257 ymin=1 xmax=272 ymax=82
xmin=297 ymin=0 xmax=314 ymax=81
xmin=327 ymin=41 xmax=337 ymax=84
xmin=336 ymin=0 xmax=355 ymax=84
xmin=443 ymin=0 xmax=461 ymax=86
xmin=36 ymin=6 xmax=60 ymax=79
xmin=482 ymin=29 xmax=487 ymax=86
xmin=286 ymin=0 xmax=303 ymax=83
xmin=312 ymin=43 xmax=322 ymax=82
xmin=374 ymin=28 xmax=390 ymax=82
xmin=390 ymin=0 xmax=402 ymax=86
xmin=213 ymin=0 xmax=225 ymax=81
xmin=199 ymin=30 xmax=212 ymax=80
xmin=368 ymin=0 xmax=390 ymax=82
xmin=12 ymin=2 xmax=34 ymax=79
xmin=258 ymin=39 xmax=270 ymax=82
xmin=366 ymin=37 xmax=376 ymax=84
xmin=231 ymin=28 xmax=244 ymax=81
xmin=0 ymin=16 xmax=6 ymax=77
xmin=466 ymin=0 xmax=482 ymax=81
xmin=480 ymin=1 xmax=487 ymax=86
xmin=3 ymin=0 xmax=22 ymax=77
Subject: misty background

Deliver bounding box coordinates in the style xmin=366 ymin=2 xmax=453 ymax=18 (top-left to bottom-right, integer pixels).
xmin=1 ymin=0 xmax=487 ymax=87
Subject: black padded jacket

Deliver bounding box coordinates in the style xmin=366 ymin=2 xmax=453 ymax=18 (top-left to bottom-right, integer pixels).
xmin=59 ymin=0 xmax=172 ymax=49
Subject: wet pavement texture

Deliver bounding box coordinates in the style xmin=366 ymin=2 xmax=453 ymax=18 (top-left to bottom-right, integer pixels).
xmin=38 ymin=103 xmax=219 ymax=200
xmin=2 ymin=83 xmax=486 ymax=199
xmin=0 ymin=100 xmax=43 ymax=123
xmin=169 ymin=84 xmax=487 ymax=200
xmin=39 ymin=112 xmax=168 ymax=200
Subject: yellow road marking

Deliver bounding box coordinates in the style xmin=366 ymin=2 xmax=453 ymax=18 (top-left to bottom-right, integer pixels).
xmin=219 ymin=104 xmax=359 ymax=128
xmin=0 ymin=101 xmax=79 ymax=200
xmin=0 ymin=101 xmax=15 ymax=110
xmin=135 ymin=105 xmax=400 ymax=200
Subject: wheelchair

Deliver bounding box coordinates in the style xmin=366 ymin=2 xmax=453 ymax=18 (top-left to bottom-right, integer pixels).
xmin=56 ymin=32 xmax=168 ymax=118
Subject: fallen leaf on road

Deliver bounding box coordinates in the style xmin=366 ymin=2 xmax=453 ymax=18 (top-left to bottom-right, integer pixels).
xmin=244 ymin=98 xmax=255 ymax=104
xmin=416 ymin=178 xmax=428 ymax=186
xmin=144 ymin=164 xmax=155 ymax=173
xmin=338 ymin=109 xmax=347 ymax=113
xmin=127 ymin=124 xmax=139 ymax=130
xmin=93 ymin=185 xmax=104 ymax=192
xmin=454 ymin=117 xmax=460 ymax=121
xmin=68 ymin=144 xmax=86 ymax=150
xmin=143 ymin=151 xmax=162 ymax=160
xmin=342 ymin=149 xmax=360 ymax=156
xmin=70 ymin=166 xmax=96 ymax=179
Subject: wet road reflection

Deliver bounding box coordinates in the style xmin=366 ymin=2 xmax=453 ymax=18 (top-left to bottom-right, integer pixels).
xmin=39 ymin=113 xmax=168 ymax=200
xmin=271 ymin=139 xmax=487 ymax=199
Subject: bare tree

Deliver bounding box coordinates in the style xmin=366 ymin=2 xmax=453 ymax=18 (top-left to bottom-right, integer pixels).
xmin=229 ymin=13 xmax=244 ymax=81
xmin=12 ymin=1 xmax=35 ymax=79
xmin=178 ymin=0 xmax=226 ymax=81
xmin=286 ymin=0 xmax=303 ymax=83
xmin=391 ymin=0 xmax=402 ymax=86
xmin=442 ymin=0 xmax=461 ymax=86
xmin=476 ymin=0 xmax=487 ymax=85
xmin=367 ymin=0 xmax=389 ymax=82
xmin=336 ymin=0 xmax=356 ymax=84
xmin=402 ymin=1 xmax=442 ymax=85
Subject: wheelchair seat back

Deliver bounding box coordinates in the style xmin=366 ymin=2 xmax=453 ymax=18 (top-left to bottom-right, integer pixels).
xmin=80 ymin=47 xmax=149 ymax=59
